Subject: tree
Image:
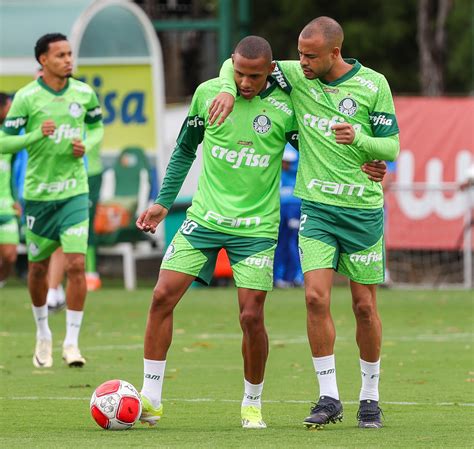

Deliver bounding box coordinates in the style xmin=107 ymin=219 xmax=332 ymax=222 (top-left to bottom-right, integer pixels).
xmin=417 ymin=0 xmax=453 ymax=95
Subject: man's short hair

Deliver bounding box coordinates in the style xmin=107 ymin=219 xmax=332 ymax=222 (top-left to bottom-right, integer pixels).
xmin=300 ymin=16 xmax=344 ymax=49
xmin=234 ymin=36 xmax=272 ymax=63
xmin=0 ymin=92 xmax=10 ymax=108
xmin=35 ymin=33 xmax=68 ymax=64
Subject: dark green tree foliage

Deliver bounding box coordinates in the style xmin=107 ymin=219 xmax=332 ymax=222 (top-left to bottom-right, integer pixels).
xmin=250 ymin=0 xmax=472 ymax=94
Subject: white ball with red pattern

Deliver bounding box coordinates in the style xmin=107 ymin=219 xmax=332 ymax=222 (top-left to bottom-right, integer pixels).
xmin=90 ymin=379 xmax=142 ymax=430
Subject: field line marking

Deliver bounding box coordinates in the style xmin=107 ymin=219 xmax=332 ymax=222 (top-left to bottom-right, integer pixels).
xmin=1 ymin=397 xmax=472 ymax=407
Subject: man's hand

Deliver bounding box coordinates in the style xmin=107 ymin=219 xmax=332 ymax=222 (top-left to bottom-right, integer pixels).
xmin=72 ymin=139 xmax=86 ymax=158
xmin=331 ymin=123 xmax=356 ymax=144
xmin=208 ymin=93 xmax=235 ymax=126
xmin=136 ymin=204 xmax=169 ymax=234
xmin=13 ymin=202 xmax=22 ymax=217
xmin=362 ymin=160 xmax=387 ymax=182
xmin=41 ymin=120 xmax=56 ymax=137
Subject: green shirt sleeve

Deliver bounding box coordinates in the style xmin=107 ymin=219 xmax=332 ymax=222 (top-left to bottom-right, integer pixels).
xmin=0 ymin=128 xmax=44 ymax=154
xmin=353 ymin=132 xmax=399 ymax=162
xmin=155 ymin=88 xmax=205 ymax=209
xmin=219 ymin=58 xmax=237 ymax=96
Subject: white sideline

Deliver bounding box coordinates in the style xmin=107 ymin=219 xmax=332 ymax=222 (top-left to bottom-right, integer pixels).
xmin=1 ymin=397 xmax=473 ymax=407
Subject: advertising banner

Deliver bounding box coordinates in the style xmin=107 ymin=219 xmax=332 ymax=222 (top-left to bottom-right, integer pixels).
xmin=386 ymin=97 xmax=474 ymax=250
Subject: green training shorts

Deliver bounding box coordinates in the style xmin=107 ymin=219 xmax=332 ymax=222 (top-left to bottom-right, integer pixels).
xmin=24 ymin=194 xmax=89 ymax=262
xmin=0 ymin=215 xmax=19 ymax=245
xmin=161 ymin=219 xmax=277 ymax=291
xmin=298 ymin=201 xmax=385 ymax=284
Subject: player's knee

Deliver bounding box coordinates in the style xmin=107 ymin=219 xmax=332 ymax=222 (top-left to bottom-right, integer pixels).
xmin=29 ymin=261 xmax=48 ymax=280
xmin=352 ymin=300 xmax=376 ymax=321
xmin=239 ymin=309 xmax=264 ymax=332
xmin=305 ymin=288 xmax=330 ymax=315
xmin=3 ymin=249 xmax=17 ymax=265
xmin=151 ymin=284 xmax=178 ymax=312
xmin=65 ymin=256 xmax=85 ymax=277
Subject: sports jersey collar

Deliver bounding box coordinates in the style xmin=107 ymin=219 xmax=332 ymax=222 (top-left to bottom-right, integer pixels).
xmin=37 ymin=76 xmax=70 ymax=96
xmin=320 ymin=58 xmax=361 ymax=86
xmin=236 ymin=77 xmax=277 ymax=100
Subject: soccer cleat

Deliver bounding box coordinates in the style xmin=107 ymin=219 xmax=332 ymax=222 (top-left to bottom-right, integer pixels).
xmin=303 ymin=396 xmax=343 ymax=429
xmin=357 ymin=399 xmax=383 ymax=428
xmin=62 ymin=345 xmax=86 ymax=367
xmin=140 ymin=394 xmax=163 ymax=426
xmin=46 ymin=290 xmax=66 ymax=313
xmin=33 ymin=338 xmax=53 ymax=368
xmin=86 ymin=273 xmax=102 ymax=292
xmin=241 ymin=405 xmax=267 ymax=429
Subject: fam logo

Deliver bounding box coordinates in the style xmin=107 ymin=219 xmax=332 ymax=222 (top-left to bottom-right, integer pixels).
xmin=338 ymin=97 xmax=358 ymax=116
xmin=69 ymin=102 xmax=83 ymax=118
xmin=253 ymin=115 xmax=271 ymax=134
xmin=163 ymin=244 xmax=175 ymax=261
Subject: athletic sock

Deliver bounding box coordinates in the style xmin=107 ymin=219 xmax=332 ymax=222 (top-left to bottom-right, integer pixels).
xmin=312 ymin=355 xmax=339 ymax=400
xmin=359 ymin=358 xmax=380 ymax=401
xmin=63 ymin=310 xmax=84 ymax=347
xmin=242 ymin=379 xmax=264 ymax=408
xmin=56 ymin=284 xmax=65 ymax=303
xmin=86 ymin=246 xmax=97 ymax=273
xmin=32 ymin=304 xmax=52 ymax=340
xmin=142 ymin=359 xmax=166 ymax=408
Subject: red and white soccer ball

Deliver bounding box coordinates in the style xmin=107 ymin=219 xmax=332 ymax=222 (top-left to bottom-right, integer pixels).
xmin=90 ymin=379 xmax=142 ymax=430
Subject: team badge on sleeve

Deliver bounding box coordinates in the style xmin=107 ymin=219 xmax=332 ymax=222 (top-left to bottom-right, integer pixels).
xmin=253 ymin=115 xmax=272 ymax=134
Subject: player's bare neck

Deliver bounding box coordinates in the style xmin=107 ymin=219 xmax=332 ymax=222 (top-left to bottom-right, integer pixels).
xmin=325 ymin=59 xmax=353 ymax=83
xmin=41 ymin=73 xmax=68 ymax=92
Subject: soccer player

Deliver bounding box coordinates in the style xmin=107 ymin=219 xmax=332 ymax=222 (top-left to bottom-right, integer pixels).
xmin=0 ymin=33 xmax=104 ymax=368
xmin=0 ymin=92 xmax=19 ymax=287
xmin=137 ymin=36 xmax=299 ymax=429
xmin=211 ymin=17 xmax=399 ymax=429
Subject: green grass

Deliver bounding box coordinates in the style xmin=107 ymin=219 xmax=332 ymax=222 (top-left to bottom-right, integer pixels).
xmin=1 ymin=285 xmax=473 ymax=448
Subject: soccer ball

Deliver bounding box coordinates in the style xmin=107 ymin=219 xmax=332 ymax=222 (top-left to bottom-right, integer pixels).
xmin=90 ymin=379 xmax=142 ymax=430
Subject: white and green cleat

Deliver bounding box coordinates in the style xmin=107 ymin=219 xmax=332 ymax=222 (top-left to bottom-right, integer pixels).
xmin=241 ymin=406 xmax=267 ymax=429
xmin=140 ymin=395 xmax=163 ymax=426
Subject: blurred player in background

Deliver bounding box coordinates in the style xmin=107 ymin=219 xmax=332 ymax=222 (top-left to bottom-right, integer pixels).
xmin=274 ymin=143 xmax=303 ymax=288
xmin=212 ymin=16 xmax=397 ymax=429
xmin=0 ymin=92 xmax=19 ymax=287
xmin=136 ymin=36 xmax=299 ymax=430
xmin=0 ymin=33 xmax=104 ymax=368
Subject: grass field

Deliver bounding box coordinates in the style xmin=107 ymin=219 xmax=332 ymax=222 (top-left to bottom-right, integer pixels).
xmin=1 ymin=284 xmax=473 ymax=448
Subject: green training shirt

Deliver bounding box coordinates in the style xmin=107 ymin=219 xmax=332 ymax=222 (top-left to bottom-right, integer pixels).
xmin=156 ymin=77 xmax=298 ymax=239
xmin=0 ymin=154 xmax=15 ymax=216
xmin=1 ymin=77 xmax=103 ymax=201
xmin=220 ymin=59 xmax=399 ymax=209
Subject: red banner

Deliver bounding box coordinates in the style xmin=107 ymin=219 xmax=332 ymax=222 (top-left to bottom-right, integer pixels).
xmin=386 ymin=97 xmax=474 ymax=250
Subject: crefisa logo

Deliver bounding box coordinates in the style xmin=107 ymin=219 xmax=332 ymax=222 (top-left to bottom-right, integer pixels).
xmin=253 ymin=115 xmax=272 ymax=134
xmin=338 ymin=97 xmax=358 ymax=116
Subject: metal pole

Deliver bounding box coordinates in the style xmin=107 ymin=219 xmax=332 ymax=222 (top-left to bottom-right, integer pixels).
xmin=463 ymin=192 xmax=473 ymax=289
xmin=218 ymin=0 xmax=232 ymax=63
xmin=238 ymin=0 xmax=250 ymax=39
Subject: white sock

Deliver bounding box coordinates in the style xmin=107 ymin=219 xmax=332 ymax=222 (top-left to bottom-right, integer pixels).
xmin=242 ymin=379 xmax=264 ymax=408
xmin=359 ymin=358 xmax=380 ymax=401
xmin=313 ymin=355 xmax=339 ymax=400
xmin=46 ymin=288 xmax=58 ymax=307
xmin=56 ymin=284 xmax=65 ymax=303
xmin=142 ymin=359 xmax=166 ymax=408
xmin=63 ymin=310 xmax=83 ymax=347
xmin=32 ymin=305 xmax=52 ymax=340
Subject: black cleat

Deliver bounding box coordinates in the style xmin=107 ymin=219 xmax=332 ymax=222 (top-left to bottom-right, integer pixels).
xmin=357 ymin=399 xmax=383 ymax=428
xmin=303 ymin=396 xmax=343 ymax=429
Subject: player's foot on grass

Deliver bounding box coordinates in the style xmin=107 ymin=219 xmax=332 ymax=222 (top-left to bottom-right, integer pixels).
xmin=303 ymin=396 xmax=343 ymax=429
xmin=33 ymin=338 xmax=53 ymax=368
xmin=62 ymin=345 xmax=85 ymax=367
xmin=46 ymin=290 xmax=65 ymax=313
xmin=357 ymin=399 xmax=383 ymax=428
xmin=140 ymin=395 xmax=163 ymax=426
xmin=241 ymin=405 xmax=267 ymax=429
